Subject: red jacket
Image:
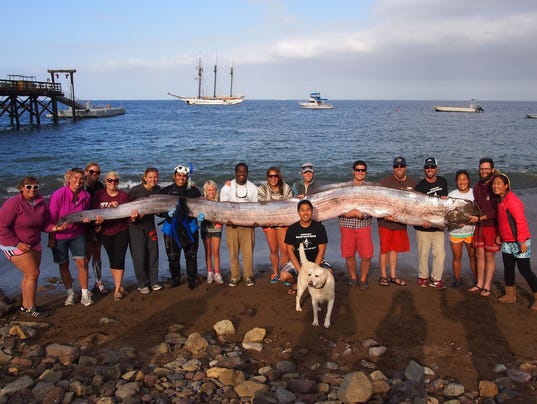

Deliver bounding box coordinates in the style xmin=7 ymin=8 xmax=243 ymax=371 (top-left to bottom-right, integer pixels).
xmin=497 ymin=191 xmax=531 ymax=243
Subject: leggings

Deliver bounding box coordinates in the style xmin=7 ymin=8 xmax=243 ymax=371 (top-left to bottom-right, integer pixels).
xmin=502 ymin=253 xmax=537 ymax=292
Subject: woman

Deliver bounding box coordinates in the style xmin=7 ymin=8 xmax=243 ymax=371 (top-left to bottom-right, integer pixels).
xmin=492 ymin=173 xmax=537 ymax=310
xmin=92 ymin=171 xmax=130 ymax=301
xmin=128 ymin=167 xmax=162 ymax=293
xmin=84 ymin=162 xmax=108 ymax=295
xmin=258 ymin=167 xmax=293 ymax=283
xmin=200 ymin=180 xmax=223 ymax=284
xmin=448 ymin=170 xmax=476 ymax=287
xmin=0 ymin=177 xmax=63 ymax=317
xmin=49 ymin=167 xmax=94 ymax=307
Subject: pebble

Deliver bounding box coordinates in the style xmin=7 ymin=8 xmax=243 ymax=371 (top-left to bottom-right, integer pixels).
xmin=0 ymin=317 xmax=535 ymax=403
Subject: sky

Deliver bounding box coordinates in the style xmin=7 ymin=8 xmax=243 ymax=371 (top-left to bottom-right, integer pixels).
xmin=3 ymin=0 xmax=537 ymax=100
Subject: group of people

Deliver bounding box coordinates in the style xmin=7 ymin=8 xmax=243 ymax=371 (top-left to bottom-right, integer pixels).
xmin=1 ymin=157 xmax=536 ymax=318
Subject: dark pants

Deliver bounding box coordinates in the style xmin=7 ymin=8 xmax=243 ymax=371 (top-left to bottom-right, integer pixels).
xmin=129 ymin=224 xmax=159 ymax=287
xmin=502 ymin=253 xmax=537 ymax=292
xmin=164 ymin=231 xmax=199 ymax=286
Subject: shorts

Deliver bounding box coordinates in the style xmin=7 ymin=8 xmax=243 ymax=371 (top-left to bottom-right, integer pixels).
xmin=340 ymin=226 xmax=374 ymax=258
xmin=201 ymin=230 xmax=222 ymax=240
xmin=263 ymin=226 xmax=287 ymax=233
xmin=378 ymin=227 xmax=410 ymax=254
xmin=501 ymin=239 xmax=531 ymax=259
xmin=472 ymin=225 xmax=500 ymax=253
xmin=281 ymin=259 xmax=332 ymax=279
xmin=1 ymin=247 xmax=25 ymax=261
xmin=52 ymin=235 xmax=86 ymax=264
xmin=101 ymin=230 xmax=130 ymax=269
xmin=449 ymin=234 xmax=473 ymax=244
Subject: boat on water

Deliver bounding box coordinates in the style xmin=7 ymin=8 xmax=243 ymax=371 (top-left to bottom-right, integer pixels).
xmin=299 ymin=92 xmax=334 ymax=109
xmin=527 ymin=114 xmax=537 ymax=119
xmin=168 ymin=58 xmax=244 ymax=105
xmin=432 ymin=99 xmax=484 ymax=113
xmin=57 ymin=102 xmax=125 ymax=118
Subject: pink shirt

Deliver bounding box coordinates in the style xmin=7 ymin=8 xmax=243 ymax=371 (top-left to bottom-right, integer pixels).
xmin=48 ymin=185 xmax=91 ymax=240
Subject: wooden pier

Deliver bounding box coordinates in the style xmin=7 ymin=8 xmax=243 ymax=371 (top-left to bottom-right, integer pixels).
xmin=0 ymin=70 xmax=83 ymax=129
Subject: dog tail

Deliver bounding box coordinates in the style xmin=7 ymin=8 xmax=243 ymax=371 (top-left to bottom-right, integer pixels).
xmin=299 ymin=242 xmax=309 ymax=264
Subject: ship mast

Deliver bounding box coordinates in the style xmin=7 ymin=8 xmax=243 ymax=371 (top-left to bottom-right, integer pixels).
xmin=195 ymin=58 xmax=203 ymax=99
xmin=230 ymin=57 xmax=234 ymax=97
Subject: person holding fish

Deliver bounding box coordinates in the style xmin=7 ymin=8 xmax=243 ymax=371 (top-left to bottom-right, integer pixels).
xmin=377 ymin=157 xmax=416 ymax=287
xmin=291 ymin=163 xmax=320 ymax=198
xmin=200 ymin=180 xmax=224 ymax=285
xmin=257 ymin=166 xmax=293 ymax=284
xmin=91 ymin=171 xmax=130 ymax=301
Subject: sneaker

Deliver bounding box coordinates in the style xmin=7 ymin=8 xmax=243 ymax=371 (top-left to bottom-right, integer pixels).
xmin=94 ymin=282 xmax=109 ymax=295
xmin=214 ymin=272 xmax=223 ymax=284
xmin=81 ymin=293 xmax=94 ymax=306
xmin=64 ymin=293 xmax=77 ymax=306
xmin=246 ymin=277 xmax=254 ymax=287
xmin=138 ymin=286 xmax=150 ymax=294
xmin=207 ymin=272 xmax=215 ymax=284
xmin=417 ymin=277 xmax=429 ymax=287
xmin=20 ymin=306 xmax=47 ymax=318
xmin=270 ymin=273 xmax=280 ymax=284
xmin=229 ymin=277 xmax=242 ymax=287
xmin=430 ymin=280 xmax=446 ymax=290
xmin=151 ymin=283 xmax=163 ymax=291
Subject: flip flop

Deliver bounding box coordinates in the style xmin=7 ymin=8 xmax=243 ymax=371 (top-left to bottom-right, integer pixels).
xmin=378 ymin=277 xmax=389 ymax=286
xmin=469 ymin=285 xmax=482 ymax=293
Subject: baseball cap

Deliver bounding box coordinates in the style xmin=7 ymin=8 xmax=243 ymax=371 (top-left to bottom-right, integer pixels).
xmin=301 ymin=163 xmax=314 ymax=173
xmin=174 ymin=164 xmax=190 ymax=176
xmin=393 ymin=156 xmax=407 ymax=167
xmin=423 ymin=157 xmax=438 ymax=168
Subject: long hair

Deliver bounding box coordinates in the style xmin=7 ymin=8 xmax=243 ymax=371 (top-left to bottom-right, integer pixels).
xmin=266 ymin=166 xmax=284 ymax=194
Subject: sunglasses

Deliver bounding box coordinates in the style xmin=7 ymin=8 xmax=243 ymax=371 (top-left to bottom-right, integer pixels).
xmin=394 ymin=165 xmax=406 ymax=169
xmin=106 ymin=178 xmax=119 ymax=184
xmin=354 ymin=168 xmax=367 ymax=172
xmin=24 ymin=184 xmax=39 ymax=190
xmin=88 ymin=169 xmax=101 ymax=175
xmin=268 ymin=174 xmax=279 ymax=178
xmin=424 ymin=165 xmax=437 ymax=170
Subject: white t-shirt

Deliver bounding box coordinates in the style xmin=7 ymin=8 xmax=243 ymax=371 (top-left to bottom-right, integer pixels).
xmin=448 ymin=188 xmax=475 ymax=238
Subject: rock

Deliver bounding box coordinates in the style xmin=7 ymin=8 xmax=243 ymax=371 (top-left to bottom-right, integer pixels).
xmin=372 ymin=379 xmax=391 ymax=394
xmin=369 ymin=346 xmax=387 ymax=357
xmin=115 ymin=381 xmax=140 ymax=401
xmin=243 ymin=327 xmax=266 ymax=343
xmin=182 ymin=358 xmax=202 ymax=371
xmin=274 ymin=386 xmax=296 ymax=403
xmin=494 ymin=364 xmax=507 ymax=373
xmin=234 ymin=380 xmax=269 ymax=398
xmin=405 ymin=360 xmax=425 ymax=383
xmin=31 ymin=381 xmax=55 ymax=401
xmin=0 ymin=375 xmax=34 ymax=395
xmin=443 ymin=383 xmax=465 ymax=397
xmin=478 ymin=380 xmax=498 ymax=398
xmin=213 ymin=319 xmax=236 ymax=336
xmin=337 ymin=371 xmax=373 ymax=403
xmin=45 ymin=343 xmax=80 ymax=365
xmin=389 ymin=380 xmax=426 ymax=402
xmin=276 ymin=360 xmax=296 ymax=374
xmin=38 ymin=368 xmax=62 ymax=383
xmin=242 ymin=341 xmax=263 ymax=352
xmin=184 ymin=332 xmax=208 ymax=354
xmin=208 ymin=368 xmax=246 ymax=386
xmin=41 ymin=386 xmax=65 ymax=404
xmin=287 ymin=378 xmax=316 ymax=394
xmin=506 ymin=369 xmax=531 ymax=383
xmin=362 ymin=338 xmax=378 ymax=348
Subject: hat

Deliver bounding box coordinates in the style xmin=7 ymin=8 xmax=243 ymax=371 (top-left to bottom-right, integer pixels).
xmin=423 ymin=157 xmax=438 ymax=168
xmin=301 ymin=163 xmax=314 ymax=173
xmin=492 ymin=171 xmax=511 ymax=187
xmin=392 ymin=156 xmax=406 ymax=167
xmin=174 ymin=164 xmax=190 ymax=176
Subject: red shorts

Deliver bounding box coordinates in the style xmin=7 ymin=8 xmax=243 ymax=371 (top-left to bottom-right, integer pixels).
xmin=378 ymin=227 xmax=410 ymax=254
xmin=472 ymin=225 xmax=500 ymax=252
xmin=340 ymin=226 xmax=374 ymax=258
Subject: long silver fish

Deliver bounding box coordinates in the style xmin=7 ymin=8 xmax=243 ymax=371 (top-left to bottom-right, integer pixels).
xmin=60 ymin=184 xmax=475 ymax=229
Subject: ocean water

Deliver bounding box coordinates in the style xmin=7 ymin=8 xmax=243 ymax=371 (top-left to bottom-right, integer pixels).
xmin=1 ymin=99 xmax=537 ymax=201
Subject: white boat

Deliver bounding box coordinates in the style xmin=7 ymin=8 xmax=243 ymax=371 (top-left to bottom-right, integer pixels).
xmin=168 ymin=58 xmax=244 ymax=105
xmin=57 ymin=102 xmax=125 ymax=118
xmin=432 ymin=100 xmax=484 ymax=113
xmin=299 ymin=92 xmax=334 ymax=109
xmin=527 ymin=114 xmax=537 ymax=119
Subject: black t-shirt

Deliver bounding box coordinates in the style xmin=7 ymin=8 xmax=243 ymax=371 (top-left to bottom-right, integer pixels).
xmin=414 ymin=176 xmax=448 ymax=232
xmin=284 ymin=220 xmax=328 ymax=263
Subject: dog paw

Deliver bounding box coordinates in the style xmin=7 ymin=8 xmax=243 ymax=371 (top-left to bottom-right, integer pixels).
xmin=323 ymin=323 xmax=331 ymax=328
xmin=312 ymin=321 xmax=319 ymax=326
xmin=296 ymin=306 xmax=302 ymax=312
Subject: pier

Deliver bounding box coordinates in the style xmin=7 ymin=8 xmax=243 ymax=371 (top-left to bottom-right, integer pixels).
xmin=0 ymin=69 xmax=84 ymax=129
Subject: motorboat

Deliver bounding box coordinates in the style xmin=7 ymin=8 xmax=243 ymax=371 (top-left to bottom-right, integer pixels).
xmin=526 ymin=114 xmax=537 ymax=119
xmin=432 ymin=100 xmax=484 ymax=113
xmin=299 ymin=92 xmax=334 ymax=109
xmin=57 ymin=102 xmax=125 ymax=118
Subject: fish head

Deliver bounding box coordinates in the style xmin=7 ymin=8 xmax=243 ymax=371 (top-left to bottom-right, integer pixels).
xmin=445 ymin=200 xmax=475 ymax=230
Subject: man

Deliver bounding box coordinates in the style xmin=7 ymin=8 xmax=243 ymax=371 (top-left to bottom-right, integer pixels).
xmin=282 ymin=199 xmax=332 ymax=293
xmin=160 ymin=164 xmax=202 ymax=289
xmin=377 ymin=157 xmax=416 ymax=286
xmin=292 ymin=162 xmax=320 ymax=198
xmin=469 ymin=157 xmax=499 ymax=297
xmin=338 ymin=160 xmax=373 ymax=291
xmin=414 ymin=157 xmax=448 ymax=290
xmin=220 ymin=162 xmax=259 ymax=286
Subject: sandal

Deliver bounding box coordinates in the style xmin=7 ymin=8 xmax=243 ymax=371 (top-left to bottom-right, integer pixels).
xmin=389 ymin=277 xmax=407 ymax=286
xmin=469 ymin=285 xmax=482 ymax=293
xmin=288 ymin=288 xmax=297 ymax=295
xmin=480 ymin=288 xmax=491 ymax=297
xmin=378 ymin=277 xmax=389 ymax=286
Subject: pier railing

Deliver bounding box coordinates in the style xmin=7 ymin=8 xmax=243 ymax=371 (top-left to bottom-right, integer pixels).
xmin=0 ymin=79 xmax=62 ymax=96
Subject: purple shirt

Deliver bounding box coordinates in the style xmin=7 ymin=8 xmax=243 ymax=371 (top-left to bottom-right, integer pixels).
xmin=48 ymin=185 xmax=91 ymax=240
xmin=0 ymin=193 xmax=53 ymax=249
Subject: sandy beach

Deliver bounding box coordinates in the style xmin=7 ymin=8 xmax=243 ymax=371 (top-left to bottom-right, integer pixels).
xmin=1 ymin=191 xmax=537 ymax=395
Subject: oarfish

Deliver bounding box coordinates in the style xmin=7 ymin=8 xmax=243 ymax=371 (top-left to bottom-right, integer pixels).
xmin=60 ymin=184 xmax=475 ymax=230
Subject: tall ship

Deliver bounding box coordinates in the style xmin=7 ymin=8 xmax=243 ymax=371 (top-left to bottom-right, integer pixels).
xmin=168 ymin=58 xmax=244 ymax=105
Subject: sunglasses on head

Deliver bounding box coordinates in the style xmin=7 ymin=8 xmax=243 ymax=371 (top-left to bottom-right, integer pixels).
xmin=24 ymin=184 xmax=39 ymax=190
xmin=106 ymin=178 xmax=119 ymax=184
xmin=88 ymin=169 xmax=100 ymax=175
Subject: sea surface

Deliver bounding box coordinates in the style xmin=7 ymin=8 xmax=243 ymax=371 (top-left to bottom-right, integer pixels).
xmin=1 ymin=99 xmax=537 ymax=200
